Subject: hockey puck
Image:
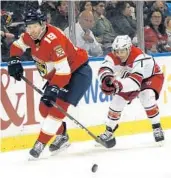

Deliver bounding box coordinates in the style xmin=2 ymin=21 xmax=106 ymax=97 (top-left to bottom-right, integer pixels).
xmin=91 ymin=164 xmax=98 ymax=173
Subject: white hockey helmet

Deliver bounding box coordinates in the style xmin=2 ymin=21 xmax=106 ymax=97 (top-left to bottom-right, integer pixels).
xmin=112 ymin=35 xmax=132 ymax=51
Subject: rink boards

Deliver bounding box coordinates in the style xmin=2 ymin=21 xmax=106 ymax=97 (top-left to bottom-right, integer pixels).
xmin=1 ymin=54 xmax=171 ymax=152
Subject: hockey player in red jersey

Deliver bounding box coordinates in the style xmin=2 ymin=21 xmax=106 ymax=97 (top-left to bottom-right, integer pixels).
xmin=98 ymin=35 xmax=164 ymax=146
xmin=7 ymin=10 xmax=92 ymax=158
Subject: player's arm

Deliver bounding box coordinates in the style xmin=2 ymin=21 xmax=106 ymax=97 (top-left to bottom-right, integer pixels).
xmin=108 ymin=55 xmax=154 ymax=94
xmin=48 ymin=41 xmax=71 ymax=88
xmin=41 ymin=53 xmax=71 ymax=107
xmin=119 ymin=54 xmax=155 ymax=92
xmin=8 ymin=33 xmax=31 ymax=81
xmin=40 ymin=32 xmax=72 ymax=108
xmin=118 ymin=61 xmax=144 ymax=92
xmin=98 ymin=55 xmax=116 ymax=82
xmin=101 ymin=63 xmax=143 ymax=94
xmin=98 ymin=55 xmax=117 ymax=95
xmin=10 ymin=33 xmax=30 ymax=57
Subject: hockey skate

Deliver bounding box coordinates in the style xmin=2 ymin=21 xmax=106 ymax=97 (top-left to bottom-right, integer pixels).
xmin=152 ymin=123 xmax=164 ymax=144
xmin=97 ymin=125 xmax=118 ymax=148
xmin=49 ymin=133 xmax=70 ymax=153
xmin=29 ymin=140 xmax=46 ymax=159
xmin=49 ymin=122 xmax=70 ymax=153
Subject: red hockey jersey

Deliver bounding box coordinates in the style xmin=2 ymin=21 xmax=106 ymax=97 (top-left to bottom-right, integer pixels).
xmin=10 ymin=24 xmax=88 ymax=88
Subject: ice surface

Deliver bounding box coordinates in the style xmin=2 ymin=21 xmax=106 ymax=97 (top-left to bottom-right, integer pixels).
xmin=0 ymin=130 xmax=171 ymax=178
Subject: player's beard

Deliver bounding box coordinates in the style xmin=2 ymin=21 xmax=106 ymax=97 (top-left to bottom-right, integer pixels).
xmin=30 ymin=25 xmax=46 ymax=40
xmin=120 ymin=56 xmax=128 ymax=63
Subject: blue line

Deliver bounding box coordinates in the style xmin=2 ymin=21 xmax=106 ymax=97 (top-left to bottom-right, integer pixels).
xmin=89 ymin=57 xmax=104 ymax=61
xmin=151 ymin=52 xmax=171 ymax=57
xmin=1 ymin=52 xmax=171 ymax=67
xmin=0 ymin=61 xmax=35 ymax=67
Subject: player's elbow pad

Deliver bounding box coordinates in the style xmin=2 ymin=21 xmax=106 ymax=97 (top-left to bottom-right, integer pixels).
xmin=98 ymin=67 xmax=113 ymax=83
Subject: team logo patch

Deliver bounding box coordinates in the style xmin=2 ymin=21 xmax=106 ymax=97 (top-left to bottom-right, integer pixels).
xmin=36 ymin=61 xmax=47 ymax=77
xmin=54 ymin=45 xmax=65 ymax=57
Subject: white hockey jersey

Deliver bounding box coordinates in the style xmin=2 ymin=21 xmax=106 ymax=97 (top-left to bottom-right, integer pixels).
xmin=98 ymin=46 xmax=162 ymax=92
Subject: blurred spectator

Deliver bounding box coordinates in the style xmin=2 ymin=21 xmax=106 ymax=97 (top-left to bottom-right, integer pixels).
xmin=55 ymin=1 xmax=69 ymax=30
xmin=64 ymin=10 xmax=103 ymax=57
xmin=105 ymin=1 xmax=117 ymax=20
xmin=166 ymin=1 xmax=171 ymax=16
xmin=152 ymin=1 xmax=168 ymax=16
xmin=144 ymin=1 xmax=168 ymax=25
xmin=1 ymin=1 xmax=25 ymax=22
xmin=110 ymin=2 xmax=137 ymax=39
xmin=79 ymin=1 xmax=92 ymax=12
xmin=46 ymin=11 xmax=52 ymax=24
xmin=129 ymin=1 xmax=136 ymax=20
xmin=144 ymin=10 xmax=171 ymax=53
xmin=40 ymin=1 xmax=58 ymax=26
xmin=1 ymin=10 xmax=15 ymax=61
xmin=165 ymin=16 xmax=171 ymax=46
xmin=92 ymin=1 xmax=117 ymax=54
xmin=144 ymin=1 xmax=155 ymax=26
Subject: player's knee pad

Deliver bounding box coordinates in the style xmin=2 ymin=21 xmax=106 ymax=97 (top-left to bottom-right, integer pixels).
xmin=108 ymin=108 xmax=121 ymax=120
xmin=48 ymin=98 xmax=70 ymax=120
xmin=41 ymin=116 xmax=62 ymax=135
xmin=110 ymin=95 xmax=127 ymax=111
xmin=139 ymin=89 xmax=156 ymax=108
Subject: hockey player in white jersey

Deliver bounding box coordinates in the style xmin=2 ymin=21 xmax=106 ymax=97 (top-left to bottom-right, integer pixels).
xmin=98 ymin=35 xmax=164 ymax=146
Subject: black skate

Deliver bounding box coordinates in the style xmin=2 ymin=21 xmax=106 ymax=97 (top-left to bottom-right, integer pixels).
xmin=29 ymin=140 xmax=46 ymax=159
xmin=98 ymin=125 xmax=118 ymax=148
xmin=152 ymin=123 xmax=164 ymax=142
xmin=49 ymin=122 xmax=70 ymax=152
xmin=49 ymin=133 xmax=70 ymax=152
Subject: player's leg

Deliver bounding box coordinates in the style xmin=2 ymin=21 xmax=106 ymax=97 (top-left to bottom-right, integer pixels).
xmin=139 ymin=89 xmax=164 ymax=142
xmin=29 ymin=98 xmax=70 ymax=158
xmin=140 ymin=74 xmax=164 ymax=142
xmin=98 ymin=94 xmax=127 ymax=145
xmin=48 ymin=99 xmax=70 ymax=152
xmin=49 ymin=63 xmax=92 ymax=151
xmin=29 ymin=64 xmax=92 ymax=158
xmin=98 ymin=90 xmax=139 ymax=146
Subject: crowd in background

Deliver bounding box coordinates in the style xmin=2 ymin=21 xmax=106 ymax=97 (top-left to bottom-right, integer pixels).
xmin=1 ymin=0 xmax=171 ymax=62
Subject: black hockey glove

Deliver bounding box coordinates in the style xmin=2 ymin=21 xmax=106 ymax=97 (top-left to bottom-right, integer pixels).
xmin=8 ymin=56 xmax=24 ymax=81
xmin=41 ymin=85 xmax=59 ymax=107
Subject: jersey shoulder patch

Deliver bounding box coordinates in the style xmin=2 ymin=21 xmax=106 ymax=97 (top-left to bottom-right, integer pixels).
xmin=54 ymin=45 xmax=66 ymax=58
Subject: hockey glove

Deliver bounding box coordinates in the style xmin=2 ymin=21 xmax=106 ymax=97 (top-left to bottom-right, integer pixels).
xmin=101 ymin=76 xmax=123 ymax=95
xmin=111 ymin=79 xmax=123 ymax=94
xmin=101 ymin=76 xmax=115 ymax=95
xmin=41 ymin=85 xmax=59 ymax=107
xmin=8 ymin=56 xmax=24 ymax=81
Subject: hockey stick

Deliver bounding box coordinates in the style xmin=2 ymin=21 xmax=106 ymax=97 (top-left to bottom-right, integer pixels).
xmin=21 ymin=75 xmax=115 ymax=148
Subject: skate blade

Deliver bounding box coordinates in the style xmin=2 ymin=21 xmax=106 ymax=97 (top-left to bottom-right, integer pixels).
xmin=155 ymin=140 xmax=164 ymax=147
xmin=28 ymin=154 xmax=40 ymax=161
xmin=50 ymin=142 xmax=71 ymax=156
xmin=94 ymin=143 xmax=102 ymax=147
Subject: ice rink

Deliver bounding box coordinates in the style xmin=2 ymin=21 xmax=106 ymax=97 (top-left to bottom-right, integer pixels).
xmin=1 ymin=130 xmax=171 ymax=178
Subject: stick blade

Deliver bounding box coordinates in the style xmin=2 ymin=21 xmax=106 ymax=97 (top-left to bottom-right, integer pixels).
xmin=96 ymin=137 xmax=116 ymax=148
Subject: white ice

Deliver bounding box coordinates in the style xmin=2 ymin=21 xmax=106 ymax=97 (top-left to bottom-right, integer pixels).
xmin=1 ymin=130 xmax=171 ymax=178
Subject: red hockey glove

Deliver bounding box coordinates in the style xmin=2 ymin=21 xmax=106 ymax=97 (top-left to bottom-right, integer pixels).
xmin=111 ymin=80 xmax=123 ymax=94
xmin=101 ymin=76 xmax=123 ymax=95
xmin=101 ymin=76 xmax=115 ymax=95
